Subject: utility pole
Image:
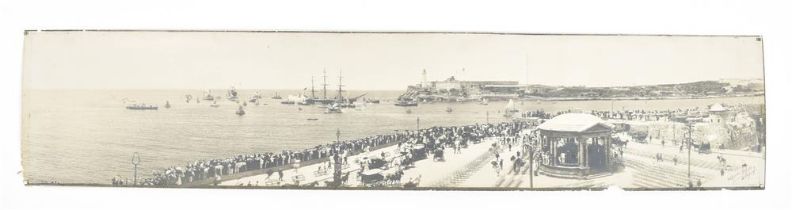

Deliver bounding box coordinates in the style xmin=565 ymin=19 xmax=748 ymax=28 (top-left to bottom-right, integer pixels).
xmin=131 ymin=152 xmax=140 ymax=186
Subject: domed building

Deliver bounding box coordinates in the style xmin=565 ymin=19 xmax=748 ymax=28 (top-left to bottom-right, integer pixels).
xmin=536 ymin=113 xmax=615 ymax=179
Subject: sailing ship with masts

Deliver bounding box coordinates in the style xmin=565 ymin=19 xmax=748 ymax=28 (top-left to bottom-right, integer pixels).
xmin=271 ymin=92 xmax=283 ymax=100
xmin=305 ymin=70 xmax=338 ymax=105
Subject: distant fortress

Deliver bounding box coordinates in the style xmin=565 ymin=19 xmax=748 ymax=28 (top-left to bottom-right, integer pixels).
xmin=397 ymin=70 xmax=764 ymax=103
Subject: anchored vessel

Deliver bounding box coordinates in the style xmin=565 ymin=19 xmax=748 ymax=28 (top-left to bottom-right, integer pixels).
xmin=227 ymin=87 xmax=239 ymax=102
xmin=324 ymin=104 xmax=343 ymax=114
xmin=235 ymin=105 xmax=245 ymax=116
xmin=202 ymin=90 xmax=215 ymax=101
xmin=271 ymin=92 xmax=283 ymax=100
xmin=125 ymin=104 xmax=158 ymax=110
xmin=394 ymin=100 xmax=418 ymax=107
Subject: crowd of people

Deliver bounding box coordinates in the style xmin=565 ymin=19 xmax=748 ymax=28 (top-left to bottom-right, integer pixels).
xmin=590 ymin=108 xmax=708 ymax=122
xmin=113 ymin=121 xmax=532 ymax=187
xmin=115 ymin=131 xmax=413 ymax=186
xmin=520 ymin=108 xmax=711 ymax=123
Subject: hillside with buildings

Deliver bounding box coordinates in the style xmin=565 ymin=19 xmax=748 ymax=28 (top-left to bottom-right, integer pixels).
xmin=397 ymin=74 xmax=763 ymax=102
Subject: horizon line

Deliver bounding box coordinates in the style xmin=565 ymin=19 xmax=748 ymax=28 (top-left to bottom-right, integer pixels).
xmin=23 ymin=78 xmax=765 ymax=91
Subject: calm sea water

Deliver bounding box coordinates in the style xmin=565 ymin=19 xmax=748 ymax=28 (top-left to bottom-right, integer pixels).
xmin=21 ymin=89 xmax=764 ymax=184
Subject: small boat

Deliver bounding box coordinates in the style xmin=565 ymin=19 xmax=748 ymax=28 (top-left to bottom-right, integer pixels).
xmin=281 ymin=94 xmax=305 ymax=105
xmin=185 ymin=95 xmax=193 ymax=103
xmin=248 ymin=91 xmax=263 ymax=103
xmin=394 ymin=100 xmax=418 ymax=107
xmin=336 ymin=103 xmax=356 ymax=108
xmin=202 ymin=90 xmax=215 ymax=101
xmin=307 ymin=118 xmax=319 ymax=121
xmin=126 ymin=104 xmax=158 ymax=110
xmin=164 ymin=101 xmax=171 ymax=109
xmin=227 ymin=87 xmax=239 ymax=102
xmin=248 ymin=91 xmax=263 ymax=102
xmin=446 ymin=107 xmax=453 ymax=113
xmin=479 ymin=98 xmax=489 ymax=105
xmin=406 ymin=109 xmax=412 ymax=114
xmin=324 ymin=104 xmax=343 ymax=114
xmin=210 ymin=100 xmax=220 ymax=108
xmin=503 ymin=99 xmax=520 ymax=117
xmin=235 ymin=106 xmax=246 ymax=116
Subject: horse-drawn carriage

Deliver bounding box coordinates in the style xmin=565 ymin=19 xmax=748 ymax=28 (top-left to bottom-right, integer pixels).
xmin=360 ymin=169 xmax=385 ymax=186
xmin=367 ymin=156 xmax=388 ymax=169
xmin=359 ymin=168 xmax=404 ymax=187
xmin=433 ymin=148 xmax=445 ymax=161
xmin=695 ymin=142 xmax=712 ymax=154
xmin=410 ymin=144 xmax=428 ymax=160
xmin=323 ymin=171 xmax=350 ymax=188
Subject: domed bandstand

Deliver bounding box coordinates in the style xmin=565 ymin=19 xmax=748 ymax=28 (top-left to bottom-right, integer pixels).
xmin=536 ymin=113 xmax=615 ymax=179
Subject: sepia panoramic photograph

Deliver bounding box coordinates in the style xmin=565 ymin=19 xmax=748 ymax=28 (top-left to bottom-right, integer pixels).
xmin=20 ymin=31 xmax=765 ymax=190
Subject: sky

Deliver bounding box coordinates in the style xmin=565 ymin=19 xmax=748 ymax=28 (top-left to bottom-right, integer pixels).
xmin=22 ymin=31 xmax=764 ymax=90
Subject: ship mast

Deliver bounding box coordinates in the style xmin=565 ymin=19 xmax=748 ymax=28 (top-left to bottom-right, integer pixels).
xmin=337 ymin=70 xmax=344 ymax=102
xmin=323 ymin=69 xmax=328 ymax=99
xmin=311 ymin=76 xmax=316 ymax=99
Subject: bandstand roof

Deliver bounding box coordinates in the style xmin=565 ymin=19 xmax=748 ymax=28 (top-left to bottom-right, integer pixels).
xmin=537 ymin=113 xmax=613 ymax=133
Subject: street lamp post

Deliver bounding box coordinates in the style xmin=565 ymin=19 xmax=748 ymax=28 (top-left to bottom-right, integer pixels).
xmin=528 ymin=145 xmax=534 ymax=188
xmin=131 ymin=152 xmax=140 ymax=186
xmin=673 ymin=117 xmax=694 ymax=188
xmin=687 ymin=122 xmax=693 ymax=188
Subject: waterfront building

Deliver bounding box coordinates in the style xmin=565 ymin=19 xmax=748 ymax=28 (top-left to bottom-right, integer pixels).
xmin=402 ymin=75 xmax=520 ymax=102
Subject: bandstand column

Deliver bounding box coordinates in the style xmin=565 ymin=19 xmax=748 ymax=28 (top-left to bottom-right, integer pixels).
xmin=583 ymin=137 xmax=589 ymax=168
xmin=551 ymin=137 xmax=557 ymax=166
xmin=577 ymin=137 xmax=584 ymax=168
xmin=606 ymin=135 xmax=611 ymax=169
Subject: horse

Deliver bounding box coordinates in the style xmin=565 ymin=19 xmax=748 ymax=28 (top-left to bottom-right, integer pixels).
xmin=386 ymin=170 xmax=404 ymax=185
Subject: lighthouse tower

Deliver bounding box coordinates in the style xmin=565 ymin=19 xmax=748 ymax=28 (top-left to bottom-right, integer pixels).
xmin=421 ymin=69 xmax=428 ymax=88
